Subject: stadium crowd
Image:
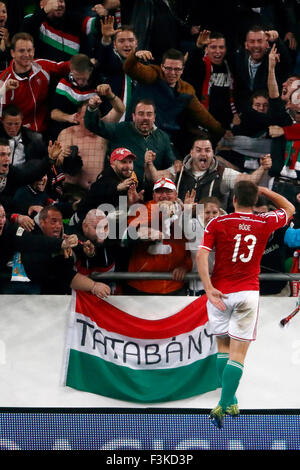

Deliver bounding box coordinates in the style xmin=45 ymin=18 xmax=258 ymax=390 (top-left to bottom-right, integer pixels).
xmin=1 ymin=0 xmax=300 ymax=297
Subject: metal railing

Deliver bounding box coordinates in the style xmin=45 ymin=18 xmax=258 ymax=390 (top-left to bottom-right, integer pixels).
xmin=91 ymin=272 xmax=300 ymax=281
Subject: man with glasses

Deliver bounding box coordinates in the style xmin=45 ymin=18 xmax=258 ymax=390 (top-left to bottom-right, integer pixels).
xmin=123 ymin=47 xmax=225 ymax=156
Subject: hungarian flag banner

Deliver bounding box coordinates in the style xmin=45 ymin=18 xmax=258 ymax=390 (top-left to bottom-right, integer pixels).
xmin=63 ymin=291 xmax=219 ymax=403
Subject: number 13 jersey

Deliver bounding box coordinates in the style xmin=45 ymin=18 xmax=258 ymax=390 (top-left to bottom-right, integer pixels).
xmin=199 ymin=210 xmax=288 ymax=293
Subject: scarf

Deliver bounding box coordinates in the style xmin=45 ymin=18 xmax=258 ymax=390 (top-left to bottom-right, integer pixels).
xmin=280 ymin=139 xmax=300 ymax=178
xmin=201 ymin=55 xmax=236 ymax=115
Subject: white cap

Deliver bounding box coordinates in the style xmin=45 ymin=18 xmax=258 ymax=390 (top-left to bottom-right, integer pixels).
xmin=153 ymin=178 xmax=176 ymax=191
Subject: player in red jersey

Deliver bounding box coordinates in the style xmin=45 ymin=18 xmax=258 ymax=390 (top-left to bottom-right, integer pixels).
xmin=196 ymin=180 xmax=295 ymax=428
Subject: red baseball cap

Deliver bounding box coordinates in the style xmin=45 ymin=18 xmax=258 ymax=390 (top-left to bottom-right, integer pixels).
xmin=110 ymin=148 xmax=136 ymax=163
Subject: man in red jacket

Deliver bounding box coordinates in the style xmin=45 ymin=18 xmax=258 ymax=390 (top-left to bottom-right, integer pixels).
xmin=0 ymin=32 xmax=70 ymax=134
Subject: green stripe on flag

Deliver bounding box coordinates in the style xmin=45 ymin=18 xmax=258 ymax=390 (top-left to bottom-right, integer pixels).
xmin=86 ymin=17 xmax=97 ymax=35
xmin=66 ymin=349 xmax=219 ymax=403
xmin=40 ymin=32 xmax=79 ymax=56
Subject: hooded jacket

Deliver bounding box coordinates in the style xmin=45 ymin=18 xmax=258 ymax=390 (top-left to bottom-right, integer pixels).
xmin=175 ymin=155 xmax=232 ymax=209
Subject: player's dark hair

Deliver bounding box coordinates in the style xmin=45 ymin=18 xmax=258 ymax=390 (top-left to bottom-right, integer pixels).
xmin=254 ymin=195 xmax=270 ymax=208
xmin=233 ymin=180 xmax=258 ymax=207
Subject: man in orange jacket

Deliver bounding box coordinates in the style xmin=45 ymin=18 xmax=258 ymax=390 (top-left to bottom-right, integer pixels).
xmin=125 ymin=177 xmax=192 ymax=295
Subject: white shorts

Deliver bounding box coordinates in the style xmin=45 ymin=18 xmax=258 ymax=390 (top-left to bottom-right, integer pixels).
xmin=207 ymin=290 xmax=260 ymax=341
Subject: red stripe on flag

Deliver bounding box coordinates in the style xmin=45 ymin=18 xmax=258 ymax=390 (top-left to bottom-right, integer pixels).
xmin=82 ymin=17 xmax=92 ymax=34
xmin=42 ymin=21 xmax=80 ymax=44
xmin=75 ymin=291 xmax=208 ymax=339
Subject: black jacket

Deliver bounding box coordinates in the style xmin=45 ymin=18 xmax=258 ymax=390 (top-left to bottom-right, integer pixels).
xmin=130 ymin=0 xmax=190 ymax=64
xmin=76 ymin=165 xmax=145 ymax=221
xmin=0 ymin=221 xmax=62 ymax=273
xmin=20 ymin=224 xmax=77 ymax=294
xmin=0 ymin=159 xmax=50 ymax=216
xmin=22 ymin=8 xmax=94 ymax=61
xmin=233 ymin=39 xmax=292 ymax=112
xmin=0 ymin=123 xmax=47 ymax=162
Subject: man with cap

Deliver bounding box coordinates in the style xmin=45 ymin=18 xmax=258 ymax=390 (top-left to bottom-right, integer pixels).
xmin=75 ymin=147 xmax=145 ymax=221
xmin=124 ymin=176 xmax=192 ymax=295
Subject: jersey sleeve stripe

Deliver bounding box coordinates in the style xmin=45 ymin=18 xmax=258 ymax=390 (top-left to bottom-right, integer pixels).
xmin=198 ymin=245 xmax=212 ymax=252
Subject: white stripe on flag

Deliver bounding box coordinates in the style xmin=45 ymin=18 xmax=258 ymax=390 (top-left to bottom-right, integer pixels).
xmin=107 ymin=295 xmax=199 ymax=318
xmin=40 ymin=24 xmax=79 ymax=51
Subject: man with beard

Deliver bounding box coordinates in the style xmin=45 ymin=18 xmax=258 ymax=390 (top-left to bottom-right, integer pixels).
xmin=175 ymin=134 xmax=272 ymax=212
xmin=84 ymin=96 xmax=175 ymax=181
xmin=75 ymin=147 xmax=144 ymax=221
xmin=123 ymin=47 xmax=225 ymax=156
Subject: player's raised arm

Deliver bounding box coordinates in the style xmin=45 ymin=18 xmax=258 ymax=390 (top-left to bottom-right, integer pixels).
xmin=258 ymin=186 xmax=295 ymax=220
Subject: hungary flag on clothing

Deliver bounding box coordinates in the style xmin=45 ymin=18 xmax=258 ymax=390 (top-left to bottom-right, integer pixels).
xmin=63 ymin=292 xmax=219 ymax=403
